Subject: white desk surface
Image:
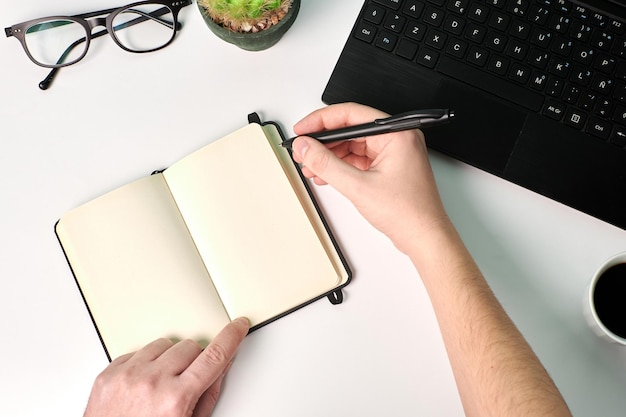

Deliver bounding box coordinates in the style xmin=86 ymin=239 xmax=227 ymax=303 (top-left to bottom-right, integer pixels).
xmin=1 ymin=1 xmax=626 ymax=416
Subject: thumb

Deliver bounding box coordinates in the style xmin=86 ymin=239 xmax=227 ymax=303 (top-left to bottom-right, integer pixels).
xmin=292 ymin=137 xmax=362 ymax=194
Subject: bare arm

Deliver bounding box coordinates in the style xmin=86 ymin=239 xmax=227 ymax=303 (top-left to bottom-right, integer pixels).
xmin=292 ymin=103 xmax=571 ymax=417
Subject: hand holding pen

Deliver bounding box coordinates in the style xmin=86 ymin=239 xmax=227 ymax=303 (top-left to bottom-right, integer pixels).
xmin=282 ymin=108 xmax=454 ymax=148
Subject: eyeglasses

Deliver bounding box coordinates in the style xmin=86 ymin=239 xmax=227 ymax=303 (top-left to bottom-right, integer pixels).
xmin=5 ymin=0 xmax=191 ymax=90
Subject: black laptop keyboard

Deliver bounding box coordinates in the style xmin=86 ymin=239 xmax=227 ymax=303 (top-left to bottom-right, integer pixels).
xmin=354 ymin=0 xmax=626 ymax=148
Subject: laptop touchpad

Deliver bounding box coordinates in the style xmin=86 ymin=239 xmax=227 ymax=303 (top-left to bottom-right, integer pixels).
xmin=425 ymin=79 xmax=527 ymax=176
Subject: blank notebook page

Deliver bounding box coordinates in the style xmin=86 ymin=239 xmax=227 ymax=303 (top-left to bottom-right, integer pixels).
xmin=55 ymin=175 xmax=231 ymax=360
xmin=164 ymin=124 xmax=341 ymax=325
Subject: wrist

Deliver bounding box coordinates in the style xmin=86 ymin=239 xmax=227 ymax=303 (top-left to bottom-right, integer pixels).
xmin=395 ymin=215 xmax=469 ymax=278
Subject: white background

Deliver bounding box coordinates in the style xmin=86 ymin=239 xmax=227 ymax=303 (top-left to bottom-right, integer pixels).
xmin=1 ymin=1 xmax=625 ymax=416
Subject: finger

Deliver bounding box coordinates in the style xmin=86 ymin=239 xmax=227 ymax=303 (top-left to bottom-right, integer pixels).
xmin=157 ymin=339 xmax=203 ymax=375
xmin=191 ymin=362 xmax=233 ymax=417
xmin=109 ymin=351 xmax=135 ymax=366
xmin=128 ymin=338 xmax=174 ymax=363
xmin=292 ymin=136 xmax=365 ymax=196
xmin=181 ymin=317 xmax=249 ymax=396
xmin=293 ymin=103 xmax=388 ymax=135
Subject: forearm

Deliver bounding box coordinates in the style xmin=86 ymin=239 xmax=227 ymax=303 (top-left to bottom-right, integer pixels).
xmin=404 ymin=221 xmax=572 ymax=417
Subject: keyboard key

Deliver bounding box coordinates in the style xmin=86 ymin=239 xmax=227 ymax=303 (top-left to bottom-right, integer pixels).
xmin=579 ymin=92 xmax=598 ymax=110
xmin=548 ymin=15 xmax=571 ymax=34
xmin=396 ymin=38 xmax=418 ymax=60
xmin=570 ymin=23 xmax=592 ymax=42
xmin=610 ymin=126 xmax=626 ymax=147
xmin=486 ymin=0 xmax=505 ymax=9
xmin=542 ymin=99 xmax=566 ymax=120
xmin=488 ymin=11 xmax=510 ymax=31
xmin=364 ymin=4 xmax=385 ymax=25
xmin=425 ymin=29 xmax=447 ymax=49
xmin=446 ymin=38 xmax=468 ymax=58
xmin=467 ymin=45 xmax=489 ymax=66
xmin=416 ymin=47 xmax=440 ymax=68
xmin=551 ymin=37 xmax=573 ymax=56
xmin=509 ymin=63 xmax=531 ymax=84
xmin=609 ymin=20 xmax=626 ymax=35
xmin=465 ymin=22 xmax=487 ymax=43
xmin=384 ymin=13 xmax=406 ymax=33
xmin=595 ymin=98 xmax=613 ymax=118
xmin=528 ymin=48 xmax=549 ymax=69
xmin=467 ymin=3 xmax=488 ymax=23
xmin=613 ymin=105 xmax=626 ymax=126
xmin=553 ymin=0 xmax=571 ymax=14
xmin=586 ymin=116 xmax=612 ymax=140
xmin=612 ymin=39 xmax=626 ymax=58
xmin=529 ymin=6 xmax=549 ymax=26
xmin=548 ymin=58 xmax=571 ymax=77
xmin=595 ymin=54 xmax=616 ymax=74
xmin=438 ymin=56 xmax=544 ymax=111
xmin=545 ymin=78 xmax=564 ymax=97
xmin=424 ymin=6 xmax=445 ymax=27
xmin=406 ymin=21 xmax=427 ymax=41
xmin=562 ymin=84 xmax=581 ymax=103
xmin=402 ymin=1 xmax=424 ymax=18
xmin=613 ymin=82 xmax=626 ymax=102
xmin=354 ymin=22 xmax=377 ymax=43
xmin=590 ymin=11 xmax=609 ymax=28
xmin=591 ymin=31 xmax=614 ymax=50
xmin=373 ymin=0 xmax=400 ymax=10
xmin=530 ymin=28 xmax=552 ymax=48
xmin=509 ymin=20 xmax=531 ymax=39
xmin=505 ymin=39 xmax=528 ymax=60
xmin=590 ymin=74 xmax=614 ymax=95
xmin=375 ymin=32 xmax=398 ymax=51
xmin=488 ymin=55 xmax=510 ymax=75
xmin=571 ymin=45 xmax=594 ymax=65
xmin=564 ymin=107 xmax=587 ymax=128
xmin=444 ymin=15 xmax=465 ymax=35
xmin=506 ymin=0 xmax=528 ymax=18
xmin=448 ymin=0 xmax=469 ymax=15
xmin=529 ymin=71 xmax=548 ymax=91
xmin=572 ymin=5 xmax=590 ymax=21
xmin=486 ymin=32 xmax=508 ymax=52
xmin=570 ymin=67 xmax=592 ymax=86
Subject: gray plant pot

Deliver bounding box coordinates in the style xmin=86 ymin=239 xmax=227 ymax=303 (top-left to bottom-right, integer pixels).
xmin=198 ymin=0 xmax=301 ymax=51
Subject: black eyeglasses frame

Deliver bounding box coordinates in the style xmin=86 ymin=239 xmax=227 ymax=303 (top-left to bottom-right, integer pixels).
xmin=5 ymin=0 xmax=191 ymax=89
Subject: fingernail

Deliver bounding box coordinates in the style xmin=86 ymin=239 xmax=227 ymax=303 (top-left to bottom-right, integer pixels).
xmin=235 ymin=317 xmax=251 ymax=327
xmin=292 ymin=137 xmax=310 ymax=158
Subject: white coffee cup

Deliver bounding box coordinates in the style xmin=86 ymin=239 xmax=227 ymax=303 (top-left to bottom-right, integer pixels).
xmin=586 ymin=252 xmax=626 ymax=345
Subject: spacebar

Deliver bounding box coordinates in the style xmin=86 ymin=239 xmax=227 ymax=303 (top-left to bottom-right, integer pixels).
xmin=437 ymin=56 xmax=544 ymax=112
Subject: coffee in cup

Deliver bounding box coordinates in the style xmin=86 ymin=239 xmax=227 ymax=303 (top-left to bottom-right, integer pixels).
xmin=587 ymin=253 xmax=626 ymax=345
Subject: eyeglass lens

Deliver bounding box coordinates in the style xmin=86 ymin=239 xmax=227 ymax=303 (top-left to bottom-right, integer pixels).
xmin=112 ymin=4 xmax=176 ymax=52
xmin=24 ymin=19 xmax=88 ymax=67
xmin=23 ymin=3 xmax=176 ymax=68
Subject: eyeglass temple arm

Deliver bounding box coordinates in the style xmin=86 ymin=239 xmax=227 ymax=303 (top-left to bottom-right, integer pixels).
xmin=39 ymin=7 xmax=180 ymax=90
xmin=39 ymin=35 xmax=87 ymax=90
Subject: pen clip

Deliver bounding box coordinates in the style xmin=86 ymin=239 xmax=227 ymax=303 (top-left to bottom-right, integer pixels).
xmin=374 ymin=109 xmax=450 ymax=125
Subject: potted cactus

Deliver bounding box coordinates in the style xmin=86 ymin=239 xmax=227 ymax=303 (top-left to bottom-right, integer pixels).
xmin=197 ymin=0 xmax=300 ymax=51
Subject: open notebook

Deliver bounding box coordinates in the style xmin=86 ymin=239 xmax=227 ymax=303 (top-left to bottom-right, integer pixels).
xmin=56 ymin=116 xmax=351 ymax=360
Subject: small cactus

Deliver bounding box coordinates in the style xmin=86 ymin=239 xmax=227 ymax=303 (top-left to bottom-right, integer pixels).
xmin=198 ymin=0 xmax=293 ymax=33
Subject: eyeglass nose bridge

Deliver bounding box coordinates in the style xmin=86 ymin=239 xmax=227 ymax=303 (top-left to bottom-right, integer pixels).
xmin=86 ymin=17 xmax=108 ymax=32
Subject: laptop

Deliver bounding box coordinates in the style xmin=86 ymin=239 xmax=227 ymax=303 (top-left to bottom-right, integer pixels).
xmin=322 ymin=0 xmax=626 ymax=230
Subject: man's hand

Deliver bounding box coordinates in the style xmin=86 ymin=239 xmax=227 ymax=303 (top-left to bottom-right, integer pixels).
xmin=83 ymin=317 xmax=250 ymax=417
xmin=292 ymin=102 xmax=449 ymax=253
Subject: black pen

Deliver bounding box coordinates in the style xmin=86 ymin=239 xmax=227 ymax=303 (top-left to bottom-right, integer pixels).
xmin=281 ymin=109 xmax=454 ymax=148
